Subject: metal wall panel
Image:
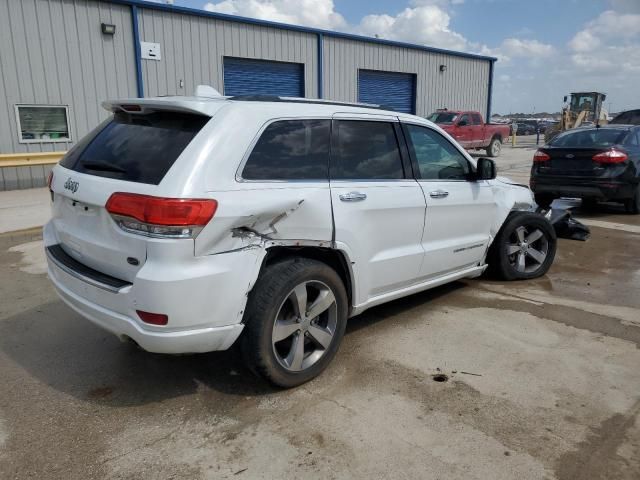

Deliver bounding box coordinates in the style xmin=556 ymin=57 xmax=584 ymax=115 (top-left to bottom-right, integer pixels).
xmin=0 ymin=164 xmax=53 ymax=191
xmin=323 ymin=37 xmax=491 ymax=118
xmin=0 ymin=0 xmax=137 ymax=155
xmin=137 ymin=8 xmax=318 ymax=99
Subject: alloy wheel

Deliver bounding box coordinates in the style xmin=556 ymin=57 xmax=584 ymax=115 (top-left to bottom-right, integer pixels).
xmin=271 ymin=280 xmax=338 ymax=372
xmin=506 ymin=225 xmax=549 ymax=273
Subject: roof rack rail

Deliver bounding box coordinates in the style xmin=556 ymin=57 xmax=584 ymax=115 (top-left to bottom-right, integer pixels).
xmin=227 ymin=95 xmax=393 ymax=111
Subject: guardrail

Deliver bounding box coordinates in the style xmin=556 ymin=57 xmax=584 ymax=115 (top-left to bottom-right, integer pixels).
xmin=0 ymin=152 xmax=66 ymax=168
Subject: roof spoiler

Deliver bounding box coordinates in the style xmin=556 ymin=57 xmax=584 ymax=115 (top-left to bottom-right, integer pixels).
xmin=102 ymin=97 xmax=220 ymax=116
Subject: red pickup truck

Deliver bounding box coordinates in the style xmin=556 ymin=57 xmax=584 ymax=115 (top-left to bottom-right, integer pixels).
xmin=427 ymin=110 xmax=511 ymax=157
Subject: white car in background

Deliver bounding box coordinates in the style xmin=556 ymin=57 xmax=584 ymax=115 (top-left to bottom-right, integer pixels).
xmin=44 ymin=89 xmax=557 ymax=387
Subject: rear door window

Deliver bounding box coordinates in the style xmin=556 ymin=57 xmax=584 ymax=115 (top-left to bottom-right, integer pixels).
xmin=241 ymin=119 xmax=330 ymax=180
xmin=60 ymin=111 xmax=209 ymax=184
xmin=331 ymin=120 xmax=404 ymax=180
xmin=624 ymin=129 xmax=640 ymax=147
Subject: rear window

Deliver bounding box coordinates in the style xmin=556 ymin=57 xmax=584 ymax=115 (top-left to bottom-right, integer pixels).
xmin=242 ymin=119 xmax=330 ymax=180
xmin=549 ymin=128 xmax=628 ymax=148
xmin=60 ymin=111 xmax=209 ymax=184
xmin=427 ymin=112 xmax=458 ymax=124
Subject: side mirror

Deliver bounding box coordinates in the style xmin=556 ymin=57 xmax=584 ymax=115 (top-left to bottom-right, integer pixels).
xmin=476 ymin=158 xmax=497 ymax=180
xmin=458 ymin=119 xmax=468 ymax=127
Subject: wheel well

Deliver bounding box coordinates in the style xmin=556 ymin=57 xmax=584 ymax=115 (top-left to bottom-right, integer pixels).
xmin=492 ymin=134 xmax=502 ymax=143
xmin=262 ymin=246 xmax=354 ymax=312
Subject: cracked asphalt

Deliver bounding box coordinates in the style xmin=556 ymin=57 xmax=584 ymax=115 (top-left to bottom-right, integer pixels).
xmin=1 ymin=137 xmax=639 ymax=479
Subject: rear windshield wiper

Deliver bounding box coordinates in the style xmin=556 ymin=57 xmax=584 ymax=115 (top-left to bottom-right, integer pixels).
xmin=81 ymin=160 xmax=127 ymax=173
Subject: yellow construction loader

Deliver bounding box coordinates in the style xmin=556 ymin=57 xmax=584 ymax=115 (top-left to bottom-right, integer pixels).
xmin=545 ymin=91 xmax=608 ymax=143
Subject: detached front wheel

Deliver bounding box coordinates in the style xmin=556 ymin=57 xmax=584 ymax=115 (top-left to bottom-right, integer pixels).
xmin=488 ymin=212 xmax=557 ymax=280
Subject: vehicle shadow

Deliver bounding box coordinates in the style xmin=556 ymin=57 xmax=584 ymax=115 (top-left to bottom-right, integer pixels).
xmin=0 ymin=280 xmax=467 ymax=407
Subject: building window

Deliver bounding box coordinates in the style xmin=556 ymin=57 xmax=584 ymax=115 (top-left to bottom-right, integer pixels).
xmin=15 ymin=105 xmax=71 ymax=143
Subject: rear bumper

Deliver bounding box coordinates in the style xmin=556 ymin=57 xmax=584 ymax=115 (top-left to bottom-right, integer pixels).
xmin=51 ymin=274 xmax=244 ymax=353
xmin=44 ymin=223 xmax=262 ymax=354
xmin=532 ymin=177 xmax=635 ymax=200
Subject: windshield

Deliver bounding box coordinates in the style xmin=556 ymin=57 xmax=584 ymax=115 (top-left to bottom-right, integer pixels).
xmin=549 ymin=128 xmax=627 ymax=148
xmin=427 ymin=112 xmax=458 ymax=124
xmin=570 ymin=94 xmax=595 ymax=113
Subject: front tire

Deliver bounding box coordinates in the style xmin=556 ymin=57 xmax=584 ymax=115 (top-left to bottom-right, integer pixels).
xmin=241 ymin=257 xmax=348 ymax=388
xmin=487 ymin=212 xmax=557 ymax=281
xmin=486 ymin=137 xmax=502 ymax=157
xmin=624 ymin=185 xmax=640 ymax=214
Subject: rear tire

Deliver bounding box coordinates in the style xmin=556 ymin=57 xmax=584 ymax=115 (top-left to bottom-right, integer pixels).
xmin=487 ymin=212 xmax=557 ymax=281
xmin=534 ymin=193 xmax=554 ymax=209
xmin=241 ymin=257 xmax=348 ymax=388
xmin=624 ymin=185 xmax=640 ymax=214
xmin=486 ymin=137 xmax=502 ymax=157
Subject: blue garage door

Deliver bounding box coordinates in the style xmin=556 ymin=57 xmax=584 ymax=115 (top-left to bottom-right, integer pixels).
xmin=223 ymin=57 xmax=304 ymax=97
xmin=358 ymin=70 xmax=416 ymax=114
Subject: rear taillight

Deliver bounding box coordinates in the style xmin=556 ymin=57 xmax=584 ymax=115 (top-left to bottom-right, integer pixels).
xmin=533 ymin=150 xmax=550 ymax=162
xmin=136 ymin=310 xmax=168 ymax=326
xmin=105 ymin=193 xmax=217 ymax=239
xmin=592 ymin=149 xmax=628 ymax=164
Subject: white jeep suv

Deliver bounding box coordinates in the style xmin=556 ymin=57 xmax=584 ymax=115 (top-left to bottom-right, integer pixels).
xmin=44 ymin=91 xmax=556 ymax=387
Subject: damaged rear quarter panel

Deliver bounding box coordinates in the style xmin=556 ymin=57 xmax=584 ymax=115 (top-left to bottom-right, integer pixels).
xmin=194 ymin=187 xmax=333 ymax=256
xmin=188 ymin=106 xmax=334 ymax=257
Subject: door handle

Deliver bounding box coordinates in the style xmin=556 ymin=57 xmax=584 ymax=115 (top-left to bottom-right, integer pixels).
xmin=339 ymin=191 xmax=367 ymax=202
xmin=429 ymin=190 xmax=449 ymax=199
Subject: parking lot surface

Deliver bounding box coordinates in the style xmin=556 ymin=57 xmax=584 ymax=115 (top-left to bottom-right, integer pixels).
xmin=1 ymin=138 xmax=639 ymax=479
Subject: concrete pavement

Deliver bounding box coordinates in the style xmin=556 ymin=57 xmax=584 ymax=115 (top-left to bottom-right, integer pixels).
xmin=0 ymin=187 xmax=50 ymax=234
xmin=1 ymin=208 xmax=639 ymax=479
xmin=1 ymin=135 xmax=639 ymax=479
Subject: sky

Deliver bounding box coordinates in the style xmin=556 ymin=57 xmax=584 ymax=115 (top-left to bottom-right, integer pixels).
xmin=156 ymin=0 xmax=640 ymax=115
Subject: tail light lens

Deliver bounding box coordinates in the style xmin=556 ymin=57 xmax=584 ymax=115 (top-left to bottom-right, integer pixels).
xmin=592 ymin=149 xmax=628 ymax=164
xmin=533 ymin=150 xmax=551 ymax=162
xmin=136 ymin=310 xmax=168 ymax=326
xmin=106 ymin=193 xmax=217 ymax=239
